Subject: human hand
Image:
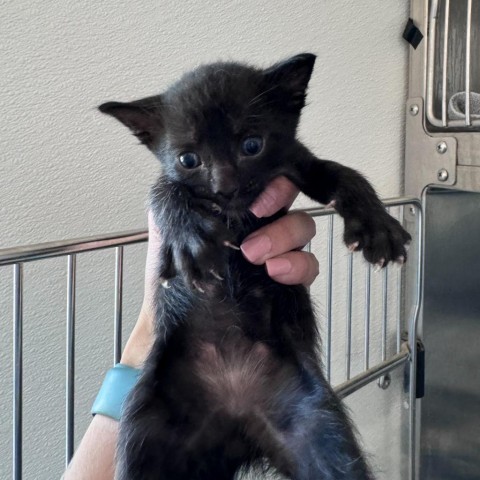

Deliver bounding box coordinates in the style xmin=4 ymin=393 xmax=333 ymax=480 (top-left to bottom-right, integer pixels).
xmin=120 ymin=210 xmax=160 ymax=368
xmin=242 ymin=176 xmax=319 ymax=286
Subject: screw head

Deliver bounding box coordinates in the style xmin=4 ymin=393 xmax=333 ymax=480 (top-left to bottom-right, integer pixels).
xmin=436 ymin=141 xmax=448 ymax=154
xmin=409 ymin=206 xmax=416 ymax=216
xmin=377 ymin=374 xmax=391 ymax=390
xmin=409 ymin=104 xmax=419 ymax=116
xmin=437 ymin=168 xmax=449 ymax=182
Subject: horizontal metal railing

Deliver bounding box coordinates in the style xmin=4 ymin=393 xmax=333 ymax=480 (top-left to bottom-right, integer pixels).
xmin=0 ymin=196 xmax=423 ymax=480
xmin=0 ymin=230 xmax=148 ymax=266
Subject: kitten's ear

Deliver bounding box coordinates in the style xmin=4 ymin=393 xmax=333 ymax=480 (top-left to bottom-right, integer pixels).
xmin=98 ymin=96 xmax=163 ymax=147
xmin=263 ymin=53 xmax=316 ymax=110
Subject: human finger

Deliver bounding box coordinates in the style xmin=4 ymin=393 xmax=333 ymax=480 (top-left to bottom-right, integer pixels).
xmin=266 ymin=251 xmax=320 ymax=286
xmin=249 ymin=176 xmax=299 ymax=218
xmin=241 ymin=211 xmax=316 ymax=265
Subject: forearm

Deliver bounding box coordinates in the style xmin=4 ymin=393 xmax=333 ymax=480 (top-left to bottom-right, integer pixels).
xmin=63 ymin=309 xmax=154 ymax=480
xmin=285 ymin=143 xmax=381 ymax=214
xmin=63 ymin=415 xmax=118 ymax=480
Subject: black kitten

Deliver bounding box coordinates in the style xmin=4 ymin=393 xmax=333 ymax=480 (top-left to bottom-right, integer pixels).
xmin=99 ymin=53 xmax=410 ymax=480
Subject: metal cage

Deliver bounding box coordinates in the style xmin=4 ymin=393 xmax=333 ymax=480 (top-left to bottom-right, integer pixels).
xmin=426 ymin=0 xmax=480 ymax=130
xmin=405 ymin=0 xmax=480 ymax=477
xmin=0 ymin=198 xmax=423 ymax=480
xmin=406 ymin=0 xmax=480 ymax=199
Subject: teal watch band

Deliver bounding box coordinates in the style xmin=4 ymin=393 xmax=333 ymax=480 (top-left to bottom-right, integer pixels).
xmin=91 ymin=363 xmax=142 ymax=421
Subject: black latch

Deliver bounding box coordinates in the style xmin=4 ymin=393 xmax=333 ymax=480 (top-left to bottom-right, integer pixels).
xmin=403 ymin=18 xmax=424 ymax=49
xmin=415 ymin=339 xmax=425 ymax=399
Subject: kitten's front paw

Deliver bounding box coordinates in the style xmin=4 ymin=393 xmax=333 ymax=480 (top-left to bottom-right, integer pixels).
xmin=158 ymin=227 xmax=236 ymax=292
xmin=344 ymin=210 xmax=411 ymax=267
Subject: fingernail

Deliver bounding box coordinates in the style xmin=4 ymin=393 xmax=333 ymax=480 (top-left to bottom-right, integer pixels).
xmin=249 ymin=190 xmax=277 ymax=218
xmin=250 ymin=200 xmax=267 ymax=218
xmin=241 ymin=234 xmax=272 ymax=263
xmin=266 ymin=258 xmax=292 ymax=277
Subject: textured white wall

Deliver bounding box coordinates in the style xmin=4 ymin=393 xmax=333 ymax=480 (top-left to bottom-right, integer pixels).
xmin=0 ymin=0 xmax=409 ymax=478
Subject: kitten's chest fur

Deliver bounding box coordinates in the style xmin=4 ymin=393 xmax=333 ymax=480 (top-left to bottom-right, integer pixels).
xmin=162 ymin=243 xmax=276 ymax=340
xmin=150 ymin=203 xmax=302 ymax=428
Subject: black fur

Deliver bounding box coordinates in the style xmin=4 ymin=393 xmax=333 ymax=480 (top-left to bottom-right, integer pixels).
xmin=99 ymin=53 xmax=410 ymax=479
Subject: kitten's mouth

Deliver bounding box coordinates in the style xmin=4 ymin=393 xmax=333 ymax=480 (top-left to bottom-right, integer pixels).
xmin=208 ymin=195 xmax=245 ymax=215
xmin=194 ymin=182 xmax=262 ymax=215
xmin=227 ymin=183 xmax=264 ymax=211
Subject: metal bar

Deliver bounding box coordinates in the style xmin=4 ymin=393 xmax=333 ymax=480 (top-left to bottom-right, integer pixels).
xmin=408 ymin=197 xmax=425 ymax=480
xmin=426 ymin=0 xmax=441 ymax=126
xmin=435 ymin=117 xmax=480 ymax=127
xmin=13 ymin=263 xmax=23 ymax=480
xmin=364 ymin=265 xmax=371 ymax=370
xmin=326 ymin=216 xmax=334 ymax=381
xmin=335 ymin=348 xmax=409 ymax=399
xmin=441 ymin=0 xmax=450 ymax=126
xmin=397 ymin=262 xmax=403 ymax=354
xmin=381 ymin=267 xmax=388 ymax=362
xmin=465 ymin=0 xmax=472 ymax=126
xmin=114 ymin=246 xmax=124 ymax=365
xmin=304 ymin=240 xmax=312 ymax=254
xmin=300 ymin=196 xmax=422 ymax=219
xmin=377 ymin=265 xmax=390 ymax=389
xmin=0 ymin=230 xmax=148 ymax=266
xmin=345 ymin=253 xmax=353 ymax=380
xmin=437 ymin=117 xmax=480 ymax=127
xmin=397 ymin=208 xmax=404 ymax=354
xmin=66 ymin=254 xmax=76 ymax=466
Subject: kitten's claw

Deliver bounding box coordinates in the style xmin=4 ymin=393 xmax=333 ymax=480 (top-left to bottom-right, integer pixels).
xmin=192 ymin=280 xmax=205 ymax=293
xmin=326 ymin=199 xmax=337 ymax=209
xmin=211 ymin=203 xmax=222 ymax=214
xmin=161 ymin=279 xmax=171 ymax=289
xmin=373 ymin=259 xmax=385 ymax=273
xmin=223 ymin=241 xmax=240 ymax=251
xmin=395 ymin=255 xmax=405 ymax=265
xmin=210 ymin=269 xmax=224 ymax=281
xmin=348 ymin=241 xmax=359 ymax=252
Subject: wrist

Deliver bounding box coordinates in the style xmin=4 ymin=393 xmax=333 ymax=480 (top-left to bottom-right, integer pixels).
xmin=120 ymin=307 xmax=155 ymax=368
xmin=91 ymin=364 xmax=142 ymax=421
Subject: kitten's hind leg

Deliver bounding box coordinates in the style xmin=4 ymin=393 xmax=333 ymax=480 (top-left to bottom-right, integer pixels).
xmin=116 ymin=371 xmax=245 ymax=480
xmin=116 ymin=403 xmax=242 ymax=480
xmin=286 ymin=380 xmax=374 ymax=480
xmin=256 ymin=285 xmax=373 ymax=479
xmin=240 ymin=370 xmax=374 ymax=480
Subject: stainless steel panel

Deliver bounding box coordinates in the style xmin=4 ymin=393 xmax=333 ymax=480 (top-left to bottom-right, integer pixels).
xmin=421 ymin=189 xmax=480 ymax=478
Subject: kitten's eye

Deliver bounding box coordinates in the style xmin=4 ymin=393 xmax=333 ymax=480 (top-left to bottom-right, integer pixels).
xmin=241 ymin=136 xmax=264 ymax=156
xmin=178 ymin=152 xmax=201 ymax=169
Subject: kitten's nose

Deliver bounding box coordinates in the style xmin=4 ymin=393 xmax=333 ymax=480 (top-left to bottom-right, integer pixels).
xmin=214 ymin=181 xmax=239 ymax=197
xmin=211 ymin=166 xmax=239 ymax=197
